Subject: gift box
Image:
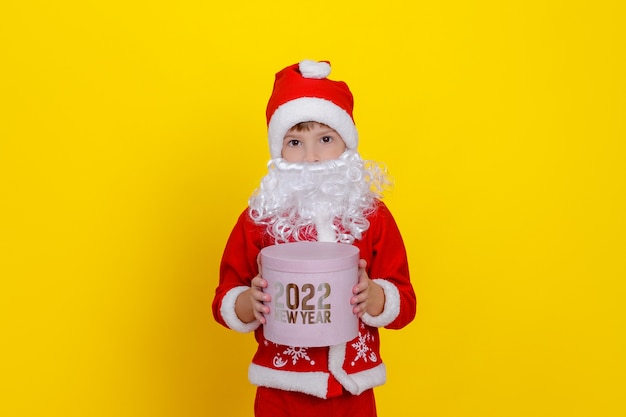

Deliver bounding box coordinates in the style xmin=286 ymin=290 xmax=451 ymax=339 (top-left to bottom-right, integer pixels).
xmin=260 ymin=241 xmax=360 ymax=347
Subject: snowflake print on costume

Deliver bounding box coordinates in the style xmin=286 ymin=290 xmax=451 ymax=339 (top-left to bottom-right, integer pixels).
xmin=272 ymin=346 xmax=316 ymax=368
xmin=351 ymin=324 xmax=378 ymax=366
xmin=284 ymin=346 xmax=315 ymax=365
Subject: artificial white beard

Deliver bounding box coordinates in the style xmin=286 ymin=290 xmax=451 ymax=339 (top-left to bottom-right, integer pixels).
xmin=248 ymin=151 xmax=390 ymax=244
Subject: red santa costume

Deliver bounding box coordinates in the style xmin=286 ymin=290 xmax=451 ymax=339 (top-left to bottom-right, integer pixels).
xmin=212 ymin=60 xmax=416 ymax=416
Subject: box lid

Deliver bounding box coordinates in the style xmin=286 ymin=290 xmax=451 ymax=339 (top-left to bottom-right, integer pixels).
xmin=261 ymin=241 xmax=359 ymax=273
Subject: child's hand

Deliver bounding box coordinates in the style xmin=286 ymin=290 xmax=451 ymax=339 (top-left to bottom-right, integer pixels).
xmin=249 ymin=273 xmax=270 ymax=324
xmin=351 ymin=259 xmax=385 ymax=318
xmin=235 ymin=254 xmax=271 ymax=324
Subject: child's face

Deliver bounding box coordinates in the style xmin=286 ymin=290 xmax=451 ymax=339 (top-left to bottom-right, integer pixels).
xmin=281 ymin=123 xmax=346 ymax=163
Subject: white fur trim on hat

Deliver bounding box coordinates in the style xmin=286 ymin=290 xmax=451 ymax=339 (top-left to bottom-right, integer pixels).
xmin=267 ymin=97 xmax=358 ymax=159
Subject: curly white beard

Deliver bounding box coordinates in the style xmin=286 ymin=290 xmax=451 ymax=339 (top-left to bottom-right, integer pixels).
xmin=249 ymin=151 xmax=391 ymax=244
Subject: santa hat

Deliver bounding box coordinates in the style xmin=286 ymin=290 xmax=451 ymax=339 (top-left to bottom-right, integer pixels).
xmin=266 ymin=60 xmax=358 ymax=159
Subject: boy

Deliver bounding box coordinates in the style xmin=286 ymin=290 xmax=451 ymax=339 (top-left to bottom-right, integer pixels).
xmin=212 ymin=60 xmax=416 ymax=417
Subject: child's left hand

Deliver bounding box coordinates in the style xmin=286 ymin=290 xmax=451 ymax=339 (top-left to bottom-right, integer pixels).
xmin=351 ymin=259 xmax=385 ymax=318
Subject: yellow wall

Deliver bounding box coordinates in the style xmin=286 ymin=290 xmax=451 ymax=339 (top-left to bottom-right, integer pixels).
xmin=1 ymin=1 xmax=624 ymax=416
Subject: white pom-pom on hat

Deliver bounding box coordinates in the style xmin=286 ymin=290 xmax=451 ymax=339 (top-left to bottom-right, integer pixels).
xmin=299 ymin=60 xmax=331 ymax=79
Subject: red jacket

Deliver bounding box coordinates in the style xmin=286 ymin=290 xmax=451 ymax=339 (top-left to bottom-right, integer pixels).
xmin=212 ymin=200 xmax=416 ymax=398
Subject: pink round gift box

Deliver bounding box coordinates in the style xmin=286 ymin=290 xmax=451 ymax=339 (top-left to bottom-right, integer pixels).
xmin=260 ymin=241 xmax=360 ymax=347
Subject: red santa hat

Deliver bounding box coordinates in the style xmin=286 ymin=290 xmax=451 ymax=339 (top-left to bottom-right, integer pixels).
xmin=266 ymin=60 xmax=358 ymax=159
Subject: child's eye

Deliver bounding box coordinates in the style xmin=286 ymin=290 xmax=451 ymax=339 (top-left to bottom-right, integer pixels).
xmin=321 ymin=136 xmax=333 ymax=143
xmin=288 ymin=139 xmax=301 ymax=147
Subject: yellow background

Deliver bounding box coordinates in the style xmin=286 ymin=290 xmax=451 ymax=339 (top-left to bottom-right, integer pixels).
xmin=1 ymin=1 xmax=624 ymax=416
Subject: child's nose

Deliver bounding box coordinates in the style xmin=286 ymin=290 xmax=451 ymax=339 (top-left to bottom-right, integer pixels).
xmin=303 ymin=146 xmax=320 ymax=163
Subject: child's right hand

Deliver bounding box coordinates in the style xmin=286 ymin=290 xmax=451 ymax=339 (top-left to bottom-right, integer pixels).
xmin=234 ymin=255 xmax=271 ymax=325
xmin=249 ymin=273 xmax=270 ymax=325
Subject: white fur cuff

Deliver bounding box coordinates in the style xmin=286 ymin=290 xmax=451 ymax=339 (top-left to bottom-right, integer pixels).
xmin=220 ymin=286 xmax=261 ymax=333
xmin=360 ymin=279 xmax=401 ymax=328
